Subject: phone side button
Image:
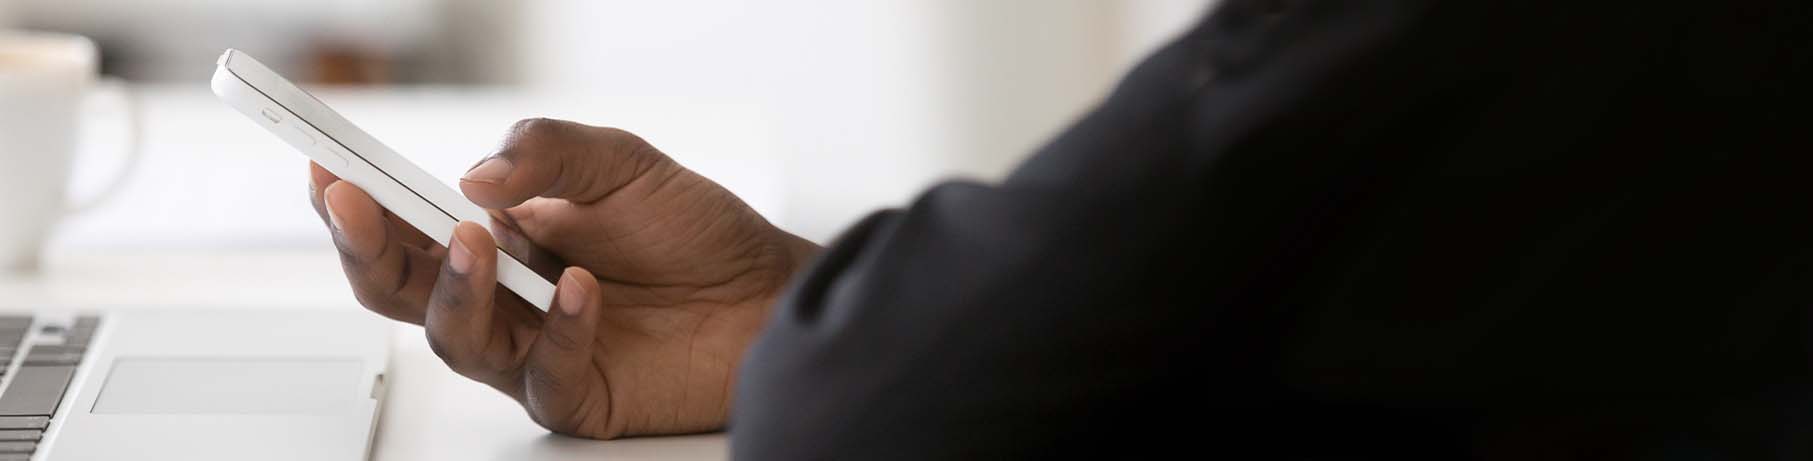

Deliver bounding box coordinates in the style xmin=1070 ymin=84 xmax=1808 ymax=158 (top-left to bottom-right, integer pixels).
xmin=317 ymin=145 xmax=353 ymax=169
xmin=285 ymin=125 xmax=317 ymax=147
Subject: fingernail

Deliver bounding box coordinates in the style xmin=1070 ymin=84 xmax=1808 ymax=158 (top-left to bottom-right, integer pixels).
xmin=462 ymin=157 xmax=514 ymax=184
xmin=449 ymin=233 xmax=475 ymax=274
xmin=558 ymin=269 xmax=588 ymax=316
xmin=324 ymin=191 xmax=345 ymax=231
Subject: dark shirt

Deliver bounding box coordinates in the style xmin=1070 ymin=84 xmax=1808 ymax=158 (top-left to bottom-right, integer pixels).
xmin=733 ymin=1 xmax=1813 ymax=459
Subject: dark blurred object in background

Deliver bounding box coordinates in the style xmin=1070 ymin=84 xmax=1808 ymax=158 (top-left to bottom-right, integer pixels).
xmin=307 ymin=42 xmax=390 ymax=85
xmin=0 ymin=0 xmax=516 ymax=86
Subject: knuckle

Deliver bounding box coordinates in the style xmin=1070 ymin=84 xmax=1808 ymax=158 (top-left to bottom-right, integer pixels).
xmin=533 ymin=419 xmax=575 ymax=436
xmin=599 ymin=126 xmax=656 ymax=158
xmin=424 ymin=330 xmax=459 ymax=366
xmin=522 ymin=362 xmax=569 ymax=406
xmin=430 ymin=277 xmax=473 ymax=309
xmin=524 ymin=365 xmax=571 ymax=398
xmin=328 ymin=232 xmax=357 ymax=259
xmin=595 ymin=125 xmax=634 ymax=142
xmin=345 ymin=260 xmax=404 ymax=301
xmin=511 ymin=116 xmax=561 ymax=133
xmin=344 ymin=266 xmax=399 ymax=308
xmin=308 ymin=183 xmax=325 ymax=210
xmin=532 ymin=414 xmax=581 ymax=437
xmin=349 ymin=290 xmax=408 ymax=323
xmin=525 ymin=381 xmax=606 ymax=438
xmin=522 ymin=370 xmax=581 ymax=435
xmin=540 ymin=326 xmax=586 ymax=351
xmin=348 ymin=284 xmax=387 ymax=311
xmin=425 ymin=330 xmax=481 ymax=377
xmin=528 ymin=404 xmax=579 ymax=435
xmin=506 ymin=117 xmax=570 ymax=146
xmin=498 ymin=118 xmax=583 ymax=166
xmin=389 ymin=250 xmax=415 ymax=295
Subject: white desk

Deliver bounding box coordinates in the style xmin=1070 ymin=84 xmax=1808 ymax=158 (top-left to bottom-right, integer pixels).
xmin=2 ymin=86 xmax=752 ymax=460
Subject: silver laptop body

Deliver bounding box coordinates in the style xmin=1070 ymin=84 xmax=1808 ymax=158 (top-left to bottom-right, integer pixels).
xmin=0 ymin=309 xmax=390 ymax=461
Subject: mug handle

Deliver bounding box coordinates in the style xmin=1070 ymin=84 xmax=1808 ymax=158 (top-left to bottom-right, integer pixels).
xmin=65 ymin=77 xmax=143 ymax=214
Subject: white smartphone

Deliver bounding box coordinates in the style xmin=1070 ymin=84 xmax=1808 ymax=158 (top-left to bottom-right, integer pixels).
xmin=211 ymin=48 xmax=557 ymax=311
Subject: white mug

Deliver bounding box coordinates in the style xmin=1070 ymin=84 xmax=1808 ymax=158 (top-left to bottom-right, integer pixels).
xmin=0 ymin=31 xmax=140 ymax=272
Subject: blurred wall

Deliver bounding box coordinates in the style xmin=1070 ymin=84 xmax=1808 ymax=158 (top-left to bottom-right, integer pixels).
xmin=3 ymin=0 xmax=1213 ymax=242
xmin=517 ymin=0 xmax=1213 ymax=240
xmin=4 ymin=0 xmax=464 ymax=83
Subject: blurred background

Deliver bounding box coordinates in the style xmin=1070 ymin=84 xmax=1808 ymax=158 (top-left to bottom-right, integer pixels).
xmin=0 ymin=0 xmax=1211 ymax=249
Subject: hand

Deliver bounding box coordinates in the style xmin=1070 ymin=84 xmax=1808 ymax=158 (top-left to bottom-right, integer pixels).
xmin=308 ymin=118 xmax=820 ymax=438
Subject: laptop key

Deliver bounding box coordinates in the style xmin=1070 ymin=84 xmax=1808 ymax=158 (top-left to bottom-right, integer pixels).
xmin=0 ymin=431 xmax=37 ymax=442
xmin=0 ymin=366 xmax=76 ymax=416
xmin=0 ymin=454 xmax=27 ymax=461
xmin=67 ymin=317 xmax=98 ymax=335
xmin=22 ymin=352 xmax=83 ymax=366
xmin=0 ymin=441 xmax=30 ymax=453
xmin=22 ymin=346 xmax=84 ymax=366
xmin=0 ymin=417 xmax=45 ymax=430
xmin=65 ymin=327 xmax=96 ymax=342
xmin=64 ymin=323 xmax=100 ymax=347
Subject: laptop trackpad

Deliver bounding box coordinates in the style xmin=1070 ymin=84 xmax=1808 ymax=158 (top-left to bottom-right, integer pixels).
xmin=91 ymin=358 xmax=363 ymax=414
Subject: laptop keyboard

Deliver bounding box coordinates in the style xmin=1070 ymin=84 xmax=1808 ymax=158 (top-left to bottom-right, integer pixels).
xmin=0 ymin=315 xmax=99 ymax=461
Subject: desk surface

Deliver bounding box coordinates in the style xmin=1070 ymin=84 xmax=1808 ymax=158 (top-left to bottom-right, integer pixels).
xmin=0 ymin=249 xmax=729 ymax=461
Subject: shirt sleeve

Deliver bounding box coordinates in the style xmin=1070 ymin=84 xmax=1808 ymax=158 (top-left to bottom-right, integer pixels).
xmin=729 ymin=0 xmax=1813 ymax=459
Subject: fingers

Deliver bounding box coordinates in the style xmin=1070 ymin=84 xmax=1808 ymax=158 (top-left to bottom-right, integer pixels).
xmin=323 ymin=180 xmax=441 ymax=324
xmin=308 ymin=162 xmax=339 ymax=224
xmin=424 ymin=221 xmax=529 ymax=396
xmin=523 ymin=267 xmax=608 ymax=435
xmin=388 ymin=212 xmax=443 ymax=254
xmin=312 ymin=162 xmax=438 ymax=251
xmin=485 ymin=208 xmax=567 ymax=280
xmin=459 ymin=118 xmax=672 ymax=209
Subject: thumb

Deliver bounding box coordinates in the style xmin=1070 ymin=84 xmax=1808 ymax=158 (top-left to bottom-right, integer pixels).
xmin=459 ymin=118 xmax=669 ymax=209
xmin=523 ymin=267 xmax=610 ymax=436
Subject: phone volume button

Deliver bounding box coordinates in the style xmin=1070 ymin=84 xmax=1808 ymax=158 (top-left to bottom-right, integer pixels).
xmin=285 ymin=125 xmax=316 ymax=147
xmin=318 ymin=145 xmax=353 ymax=169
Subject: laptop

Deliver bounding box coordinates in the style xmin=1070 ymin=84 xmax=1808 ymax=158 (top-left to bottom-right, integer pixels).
xmin=0 ymin=309 xmax=389 ymax=460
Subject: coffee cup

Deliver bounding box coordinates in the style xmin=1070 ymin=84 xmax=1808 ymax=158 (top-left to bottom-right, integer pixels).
xmin=0 ymin=30 xmax=140 ymax=272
